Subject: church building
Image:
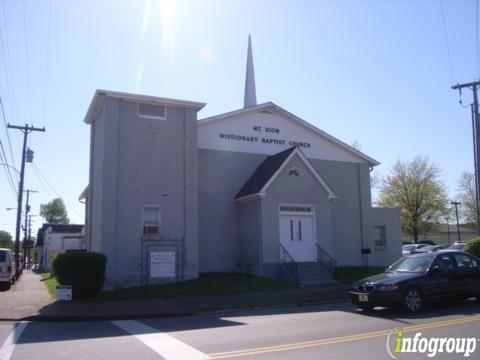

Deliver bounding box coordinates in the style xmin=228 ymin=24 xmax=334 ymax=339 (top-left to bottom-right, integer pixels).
xmin=80 ymin=37 xmax=401 ymax=289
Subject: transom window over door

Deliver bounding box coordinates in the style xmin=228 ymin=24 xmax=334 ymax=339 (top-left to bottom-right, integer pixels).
xmin=143 ymin=206 xmax=160 ymax=235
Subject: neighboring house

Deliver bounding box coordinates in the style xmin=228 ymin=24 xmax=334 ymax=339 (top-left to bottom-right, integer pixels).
xmin=80 ymin=37 xmax=401 ymax=289
xmin=36 ymin=224 xmax=85 ymax=271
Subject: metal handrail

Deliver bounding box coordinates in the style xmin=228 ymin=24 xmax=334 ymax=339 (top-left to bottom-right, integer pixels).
xmin=279 ymin=244 xmax=299 ymax=285
xmin=315 ymin=243 xmax=337 ymax=275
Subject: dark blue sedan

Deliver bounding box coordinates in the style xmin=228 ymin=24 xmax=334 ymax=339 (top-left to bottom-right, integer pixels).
xmin=350 ymin=251 xmax=480 ymax=313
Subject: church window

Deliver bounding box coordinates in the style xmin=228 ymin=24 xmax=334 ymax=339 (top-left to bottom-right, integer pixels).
xmin=288 ymin=167 xmax=302 ymax=177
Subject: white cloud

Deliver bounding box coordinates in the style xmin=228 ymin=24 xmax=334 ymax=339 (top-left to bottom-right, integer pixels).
xmin=198 ymin=47 xmax=214 ymax=60
xmin=140 ymin=0 xmax=152 ymax=41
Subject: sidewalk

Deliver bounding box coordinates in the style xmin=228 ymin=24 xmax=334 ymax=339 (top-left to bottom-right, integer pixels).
xmin=0 ymin=271 xmax=351 ymax=321
xmin=0 ymin=270 xmax=53 ymax=320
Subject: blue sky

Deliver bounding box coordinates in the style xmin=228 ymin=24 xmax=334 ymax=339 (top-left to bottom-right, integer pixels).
xmin=0 ymin=0 xmax=478 ymax=236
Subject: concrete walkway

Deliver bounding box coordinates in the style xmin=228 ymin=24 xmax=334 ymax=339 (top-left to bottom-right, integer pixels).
xmin=0 ymin=270 xmax=52 ymax=320
xmin=0 ymin=271 xmax=351 ymax=321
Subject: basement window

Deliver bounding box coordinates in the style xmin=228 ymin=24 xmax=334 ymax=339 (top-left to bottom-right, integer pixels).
xmin=138 ymin=103 xmax=166 ymax=120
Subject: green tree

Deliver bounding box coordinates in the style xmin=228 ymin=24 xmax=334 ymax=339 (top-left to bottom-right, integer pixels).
xmin=456 ymin=171 xmax=477 ymax=228
xmin=377 ymin=156 xmax=448 ymax=242
xmin=0 ymin=230 xmax=14 ymax=250
xmin=40 ymin=198 xmax=70 ymax=224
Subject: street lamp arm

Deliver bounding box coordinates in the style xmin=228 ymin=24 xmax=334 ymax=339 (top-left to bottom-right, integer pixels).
xmin=0 ymin=163 xmax=20 ymax=174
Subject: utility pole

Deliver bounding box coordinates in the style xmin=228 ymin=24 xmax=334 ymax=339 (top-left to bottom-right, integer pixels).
xmin=7 ymin=124 xmax=45 ymax=277
xmin=23 ymin=190 xmax=37 ymax=268
xmin=451 ymin=201 xmax=462 ymax=243
xmin=446 ymin=217 xmax=451 ymax=245
xmin=452 ymin=81 xmax=480 ymax=235
xmin=27 ymin=214 xmax=35 ymax=269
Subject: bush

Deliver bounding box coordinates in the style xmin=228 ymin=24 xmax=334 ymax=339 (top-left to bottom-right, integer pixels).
xmin=464 ymin=237 xmax=480 ymax=258
xmin=52 ymin=252 xmax=107 ymax=299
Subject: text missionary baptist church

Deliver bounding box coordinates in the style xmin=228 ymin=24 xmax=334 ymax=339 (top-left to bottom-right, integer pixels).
xmin=80 ymin=37 xmax=401 ymax=289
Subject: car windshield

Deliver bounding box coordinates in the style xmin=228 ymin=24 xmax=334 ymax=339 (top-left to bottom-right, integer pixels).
xmin=387 ymin=255 xmax=434 ymax=273
xmin=447 ymin=243 xmax=465 ymax=250
xmin=402 ymin=245 xmax=416 ymax=251
xmin=417 ymin=245 xmax=435 ymax=251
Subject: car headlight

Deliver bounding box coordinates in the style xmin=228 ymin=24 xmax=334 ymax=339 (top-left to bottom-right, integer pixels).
xmin=376 ymin=284 xmax=399 ymax=292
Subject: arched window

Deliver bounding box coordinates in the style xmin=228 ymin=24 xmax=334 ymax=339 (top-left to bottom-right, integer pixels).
xmin=288 ymin=167 xmax=302 ymax=177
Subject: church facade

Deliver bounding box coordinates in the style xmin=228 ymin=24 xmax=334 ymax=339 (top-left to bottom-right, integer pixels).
xmin=80 ymin=38 xmax=401 ymax=289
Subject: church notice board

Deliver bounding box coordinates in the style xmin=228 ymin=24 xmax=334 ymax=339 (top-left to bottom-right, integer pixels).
xmin=150 ymin=251 xmax=176 ymax=278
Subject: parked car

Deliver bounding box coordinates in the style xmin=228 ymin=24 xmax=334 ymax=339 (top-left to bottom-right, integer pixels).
xmin=402 ymin=243 xmax=427 ymax=256
xmin=411 ymin=244 xmax=449 ymax=254
xmin=418 ymin=240 xmax=436 ymax=246
xmin=445 ymin=242 xmax=467 ymax=251
xmin=350 ymin=251 xmax=480 ymax=313
xmin=0 ymin=248 xmax=15 ymax=289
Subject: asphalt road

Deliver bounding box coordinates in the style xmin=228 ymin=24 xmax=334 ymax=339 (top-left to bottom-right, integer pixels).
xmin=1 ymin=300 xmax=479 ymax=360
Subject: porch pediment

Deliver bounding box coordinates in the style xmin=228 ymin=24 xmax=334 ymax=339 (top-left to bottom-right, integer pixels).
xmin=234 ymin=147 xmax=337 ymax=202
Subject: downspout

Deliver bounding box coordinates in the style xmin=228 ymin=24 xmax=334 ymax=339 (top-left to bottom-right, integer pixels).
xmin=357 ymin=164 xmax=366 ymax=265
xmin=257 ymin=196 xmax=263 ymax=276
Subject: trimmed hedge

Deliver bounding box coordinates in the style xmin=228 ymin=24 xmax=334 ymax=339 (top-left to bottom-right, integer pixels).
xmin=464 ymin=237 xmax=480 ymax=258
xmin=52 ymin=252 xmax=107 ymax=299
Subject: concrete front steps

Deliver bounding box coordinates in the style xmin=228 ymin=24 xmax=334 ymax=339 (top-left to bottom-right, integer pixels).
xmin=280 ymin=261 xmax=339 ymax=287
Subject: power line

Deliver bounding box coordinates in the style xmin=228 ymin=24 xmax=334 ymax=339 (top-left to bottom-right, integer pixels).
xmin=31 ymin=162 xmax=84 ymax=220
xmin=30 ymin=161 xmax=53 ymax=198
xmin=0 ymin=141 xmax=17 ymax=198
xmin=22 ymin=0 xmax=32 ymax=124
xmin=476 ymin=0 xmax=479 ymax=79
xmin=42 ymin=0 xmax=52 ymax=128
xmin=439 ymin=0 xmax=455 ymax=84
xmin=0 ymin=4 xmax=18 ymax=133
xmin=0 ymin=96 xmax=18 ymax=180
xmin=0 ymin=141 xmax=17 ymax=195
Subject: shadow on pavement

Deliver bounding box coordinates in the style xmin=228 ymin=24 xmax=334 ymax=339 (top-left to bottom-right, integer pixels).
xmin=354 ymin=298 xmax=480 ymax=324
xmin=13 ymin=298 xmax=480 ymax=345
xmin=16 ymin=317 xmax=246 ymax=345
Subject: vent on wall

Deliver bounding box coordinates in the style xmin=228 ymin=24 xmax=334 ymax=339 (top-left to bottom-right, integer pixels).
xmin=138 ymin=103 xmax=166 ymax=120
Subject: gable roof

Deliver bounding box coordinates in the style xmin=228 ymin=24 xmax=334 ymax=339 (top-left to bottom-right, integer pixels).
xmin=234 ymin=146 xmax=337 ymax=202
xmin=199 ymin=102 xmax=379 ymax=166
xmin=235 ymin=147 xmax=296 ymax=199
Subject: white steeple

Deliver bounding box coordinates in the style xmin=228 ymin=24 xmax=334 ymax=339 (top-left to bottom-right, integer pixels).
xmin=244 ymin=35 xmax=257 ymax=108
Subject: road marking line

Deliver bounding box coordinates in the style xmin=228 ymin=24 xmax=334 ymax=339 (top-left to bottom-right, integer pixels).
xmin=112 ymin=320 xmax=210 ymax=360
xmin=210 ymin=314 xmax=480 ymax=358
xmin=0 ymin=322 xmax=28 ymax=360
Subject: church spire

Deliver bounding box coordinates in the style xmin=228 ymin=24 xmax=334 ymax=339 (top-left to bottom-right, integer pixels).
xmin=244 ymin=35 xmax=257 ymax=108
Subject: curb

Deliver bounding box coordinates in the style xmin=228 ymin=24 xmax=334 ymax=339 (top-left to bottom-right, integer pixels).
xmin=0 ymin=295 xmax=351 ymax=322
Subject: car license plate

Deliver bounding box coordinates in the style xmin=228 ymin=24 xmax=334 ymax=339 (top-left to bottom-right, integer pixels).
xmin=358 ymin=294 xmax=368 ymax=302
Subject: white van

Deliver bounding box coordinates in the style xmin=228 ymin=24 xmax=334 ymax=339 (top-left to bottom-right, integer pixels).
xmin=0 ymin=248 xmax=15 ymax=289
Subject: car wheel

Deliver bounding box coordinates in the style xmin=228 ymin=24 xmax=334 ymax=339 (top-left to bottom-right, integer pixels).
xmin=359 ymin=304 xmax=374 ymax=312
xmin=403 ymin=288 xmax=423 ymax=313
